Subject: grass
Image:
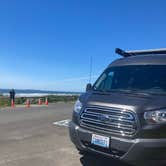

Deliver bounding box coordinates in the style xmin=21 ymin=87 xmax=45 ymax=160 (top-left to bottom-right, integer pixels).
xmin=0 ymin=95 xmax=79 ymax=108
xmin=0 ymin=96 xmax=10 ymax=107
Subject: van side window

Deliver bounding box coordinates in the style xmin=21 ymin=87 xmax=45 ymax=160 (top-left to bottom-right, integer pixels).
xmin=95 ymin=72 xmax=114 ymax=91
xmin=104 ymin=72 xmax=114 ymax=90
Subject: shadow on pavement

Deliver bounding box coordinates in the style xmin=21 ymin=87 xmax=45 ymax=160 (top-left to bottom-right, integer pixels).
xmin=80 ymin=153 xmax=130 ymax=166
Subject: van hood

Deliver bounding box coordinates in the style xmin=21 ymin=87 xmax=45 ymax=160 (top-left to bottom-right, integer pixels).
xmin=80 ymin=91 xmax=166 ymax=113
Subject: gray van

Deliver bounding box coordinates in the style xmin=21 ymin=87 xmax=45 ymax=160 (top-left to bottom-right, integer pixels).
xmin=69 ymin=48 xmax=166 ymax=166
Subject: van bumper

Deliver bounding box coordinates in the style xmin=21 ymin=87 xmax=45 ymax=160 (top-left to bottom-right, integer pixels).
xmin=69 ymin=121 xmax=166 ymax=165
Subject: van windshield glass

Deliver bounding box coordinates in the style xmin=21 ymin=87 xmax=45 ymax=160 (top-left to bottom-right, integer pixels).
xmin=93 ymin=65 xmax=166 ymax=94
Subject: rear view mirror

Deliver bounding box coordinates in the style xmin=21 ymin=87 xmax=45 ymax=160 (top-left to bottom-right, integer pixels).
xmin=86 ymin=83 xmax=92 ymax=92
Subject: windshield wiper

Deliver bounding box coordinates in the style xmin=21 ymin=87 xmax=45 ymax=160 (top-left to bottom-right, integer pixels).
xmin=93 ymin=88 xmax=153 ymax=96
xmin=140 ymin=88 xmax=166 ymax=95
xmin=107 ymin=89 xmax=151 ymax=96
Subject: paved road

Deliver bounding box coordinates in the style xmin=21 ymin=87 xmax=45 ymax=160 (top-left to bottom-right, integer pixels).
xmin=0 ymin=103 xmax=129 ymax=166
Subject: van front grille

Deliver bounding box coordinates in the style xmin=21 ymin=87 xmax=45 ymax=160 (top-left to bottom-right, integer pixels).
xmin=80 ymin=107 xmax=137 ymax=137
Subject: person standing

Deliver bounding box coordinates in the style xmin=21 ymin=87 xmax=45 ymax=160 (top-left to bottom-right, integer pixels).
xmin=9 ymin=89 xmax=15 ymax=105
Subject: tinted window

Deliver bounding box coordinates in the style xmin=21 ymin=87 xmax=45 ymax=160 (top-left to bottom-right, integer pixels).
xmin=93 ymin=65 xmax=166 ymax=94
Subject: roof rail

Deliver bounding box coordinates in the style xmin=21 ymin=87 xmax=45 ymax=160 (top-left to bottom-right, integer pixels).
xmin=115 ymin=48 xmax=166 ymax=57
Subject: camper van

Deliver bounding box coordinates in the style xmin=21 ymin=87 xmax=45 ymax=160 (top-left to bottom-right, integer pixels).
xmin=69 ymin=48 xmax=166 ymax=165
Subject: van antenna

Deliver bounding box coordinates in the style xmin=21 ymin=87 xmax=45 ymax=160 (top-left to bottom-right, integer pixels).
xmin=89 ymin=56 xmax=92 ymax=83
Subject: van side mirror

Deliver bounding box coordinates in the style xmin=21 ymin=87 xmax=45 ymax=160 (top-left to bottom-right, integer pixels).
xmin=86 ymin=83 xmax=92 ymax=92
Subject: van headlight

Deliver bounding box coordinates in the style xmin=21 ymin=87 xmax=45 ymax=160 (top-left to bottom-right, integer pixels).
xmin=74 ymin=99 xmax=82 ymax=114
xmin=144 ymin=109 xmax=166 ymax=124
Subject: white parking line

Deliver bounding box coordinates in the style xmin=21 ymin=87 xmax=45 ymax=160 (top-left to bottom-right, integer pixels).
xmin=53 ymin=119 xmax=71 ymax=127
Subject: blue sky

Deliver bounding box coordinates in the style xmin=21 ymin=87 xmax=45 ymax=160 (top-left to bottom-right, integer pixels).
xmin=0 ymin=0 xmax=166 ymax=92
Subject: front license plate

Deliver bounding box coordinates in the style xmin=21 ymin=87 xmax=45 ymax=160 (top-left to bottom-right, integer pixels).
xmin=91 ymin=134 xmax=110 ymax=148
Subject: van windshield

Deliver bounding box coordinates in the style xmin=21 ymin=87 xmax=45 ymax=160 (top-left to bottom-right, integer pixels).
xmin=93 ymin=65 xmax=166 ymax=95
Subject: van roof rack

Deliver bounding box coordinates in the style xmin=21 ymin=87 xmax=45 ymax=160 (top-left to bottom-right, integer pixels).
xmin=115 ymin=48 xmax=166 ymax=57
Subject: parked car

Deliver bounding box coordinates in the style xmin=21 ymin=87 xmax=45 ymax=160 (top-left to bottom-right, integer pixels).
xmin=69 ymin=48 xmax=166 ymax=166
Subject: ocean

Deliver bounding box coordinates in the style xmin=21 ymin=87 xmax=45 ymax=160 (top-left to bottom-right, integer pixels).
xmin=0 ymin=89 xmax=81 ymax=97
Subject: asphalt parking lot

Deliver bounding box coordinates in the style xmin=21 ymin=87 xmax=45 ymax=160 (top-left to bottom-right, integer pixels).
xmin=0 ymin=103 xmax=129 ymax=166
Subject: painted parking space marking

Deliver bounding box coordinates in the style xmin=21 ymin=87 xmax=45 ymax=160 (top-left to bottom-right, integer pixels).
xmin=53 ymin=119 xmax=71 ymax=127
